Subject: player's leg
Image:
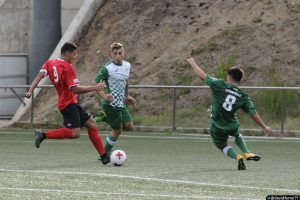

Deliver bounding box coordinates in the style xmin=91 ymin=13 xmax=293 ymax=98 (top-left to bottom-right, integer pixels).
xmin=103 ymin=104 xmax=122 ymax=154
xmin=84 ymin=117 xmax=110 ymax=165
xmin=210 ymin=127 xmax=246 ymax=170
xmin=234 ymin=132 xmax=261 ymax=161
xmin=34 ymin=104 xmax=80 ymax=148
xmin=106 ymin=129 xmax=121 ymax=152
xmin=233 ymin=131 xmax=250 ymax=153
xmin=122 ymin=107 xmax=133 ymax=131
xmin=76 ymin=104 xmax=109 ymax=164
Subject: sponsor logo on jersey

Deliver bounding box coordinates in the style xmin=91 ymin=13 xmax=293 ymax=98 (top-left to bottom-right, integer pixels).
xmin=225 ymin=89 xmax=242 ymax=97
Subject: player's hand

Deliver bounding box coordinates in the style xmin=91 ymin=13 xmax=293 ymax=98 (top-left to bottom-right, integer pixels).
xmin=126 ymin=96 xmax=136 ymax=107
xmin=95 ymin=82 xmax=106 ymax=91
xmin=25 ymin=92 xmax=32 ymax=98
xmin=263 ymin=126 xmax=273 ymax=136
xmin=186 ymin=57 xmax=196 ymax=65
xmin=105 ymin=94 xmax=113 ymax=101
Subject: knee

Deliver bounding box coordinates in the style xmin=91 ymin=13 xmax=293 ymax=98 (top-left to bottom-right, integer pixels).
xmin=123 ymin=125 xmax=134 ymax=131
xmin=234 ymin=133 xmax=242 ymax=141
xmin=111 ymin=130 xmax=121 ymax=138
xmin=84 ymin=118 xmax=98 ymax=129
xmin=123 ymin=123 xmax=134 ymax=131
xmin=214 ymin=142 xmax=227 ymax=151
xmin=72 ymin=129 xmax=80 ymax=138
xmin=89 ymin=123 xmax=98 ymax=129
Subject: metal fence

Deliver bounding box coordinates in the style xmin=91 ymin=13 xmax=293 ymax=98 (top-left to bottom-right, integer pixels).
xmin=0 ymin=85 xmax=299 ymax=135
xmin=0 ymin=54 xmax=29 ymax=118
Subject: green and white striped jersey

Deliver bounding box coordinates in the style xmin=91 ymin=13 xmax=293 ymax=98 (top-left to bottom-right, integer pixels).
xmin=95 ymin=60 xmax=131 ymax=108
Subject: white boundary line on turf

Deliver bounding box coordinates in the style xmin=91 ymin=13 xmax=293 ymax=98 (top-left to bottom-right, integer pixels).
xmin=1 ymin=130 xmax=300 ymax=141
xmin=0 ymin=169 xmax=299 ymax=193
xmin=0 ymin=187 xmax=255 ymax=200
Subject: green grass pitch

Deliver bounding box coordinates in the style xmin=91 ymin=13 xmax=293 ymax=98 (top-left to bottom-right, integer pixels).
xmin=0 ymin=129 xmax=299 ymax=199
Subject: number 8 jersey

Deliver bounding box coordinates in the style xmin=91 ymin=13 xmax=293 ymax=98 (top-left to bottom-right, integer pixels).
xmin=204 ymin=75 xmax=257 ymax=131
xmin=40 ymin=59 xmax=79 ymax=110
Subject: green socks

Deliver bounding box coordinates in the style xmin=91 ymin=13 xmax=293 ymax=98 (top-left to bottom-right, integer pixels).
xmin=223 ymin=145 xmax=237 ymax=159
xmin=235 ymin=133 xmax=250 ymax=153
xmin=105 ymin=135 xmax=117 ymax=153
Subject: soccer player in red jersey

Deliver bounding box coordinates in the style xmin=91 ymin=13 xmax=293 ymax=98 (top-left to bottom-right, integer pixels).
xmin=25 ymin=42 xmax=110 ymax=164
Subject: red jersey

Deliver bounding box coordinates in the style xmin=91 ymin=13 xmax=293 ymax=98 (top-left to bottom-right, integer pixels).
xmin=40 ymin=59 xmax=79 ymax=110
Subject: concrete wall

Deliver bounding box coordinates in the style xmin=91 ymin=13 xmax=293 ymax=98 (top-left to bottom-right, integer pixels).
xmin=0 ymin=0 xmax=31 ymax=53
xmin=0 ymin=0 xmax=85 ymax=54
xmin=11 ymin=0 xmax=105 ymax=124
xmin=0 ymin=0 xmax=85 ymax=119
xmin=62 ymin=0 xmax=85 ymax=33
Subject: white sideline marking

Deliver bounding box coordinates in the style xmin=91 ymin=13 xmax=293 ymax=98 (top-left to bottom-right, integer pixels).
xmin=0 ymin=187 xmax=253 ymax=200
xmin=1 ymin=130 xmax=300 ymax=142
xmin=0 ymin=169 xmax=299 ymax=193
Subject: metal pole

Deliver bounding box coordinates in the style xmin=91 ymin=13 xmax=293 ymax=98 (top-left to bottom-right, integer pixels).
xmin=280 ymin=89 xmax=285 ymax=136
xmin=172 ymin=88 xmax=176 ymax=131
xmin=31 ymin=91 xmax=34 ymax=128
xmin=31 ymin=0 xmax=61 ymax=82
xmin=9 ymin=88 xmax=26 ymax=106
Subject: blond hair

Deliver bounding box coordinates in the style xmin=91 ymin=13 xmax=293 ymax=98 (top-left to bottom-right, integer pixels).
xmin=110 ymin=42 xmax=123 ymax=51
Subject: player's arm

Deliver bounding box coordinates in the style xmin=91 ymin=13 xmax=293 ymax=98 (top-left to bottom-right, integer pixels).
xmin=70 ymin=83 xmax=105 ymax=94
xmin=25 ymin=72 xmax=45 ymax=98
xmin=92 ymin=80 xmax=113 ymax=101
xmin=250 ymin=113 xmax=273 ymax=136
xmin=242 ymin=99 xmax=273 ymax=136
xmin=93 ymin=66 xmax=113 ymax=101
xmin=125 ymin=81 xmax=136 ymax=106
xmin=187 ymin=57 xmax=206 ymax=81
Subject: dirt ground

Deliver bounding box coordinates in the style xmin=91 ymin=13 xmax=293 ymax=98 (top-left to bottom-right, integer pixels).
xmin=19 ymin=0 xmax=300 ymax=124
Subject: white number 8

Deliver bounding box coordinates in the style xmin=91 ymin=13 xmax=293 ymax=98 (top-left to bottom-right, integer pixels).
xmin=53 ymin=66 xmax=59 ymax=83
xmin=222 ymin=94 xmax=236 ymax=111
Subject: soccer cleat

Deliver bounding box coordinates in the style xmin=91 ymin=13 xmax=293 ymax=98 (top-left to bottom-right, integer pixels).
xmin=34 ymin=130 xmax=45 ymax=148
xmin=237 ymin=154 xmax=246 ymax=170
xmin=94 ymin=111 xmax=107 ymax=123
xmin=100 ymin=153 xmax=110 ymax=165
xmin=244 ymin=153 xmax=261 ymax=161
xmin=98 ymin=152 xmax=110 ymax=161
xmin=238 ymin=158 xmax=246 ymax=170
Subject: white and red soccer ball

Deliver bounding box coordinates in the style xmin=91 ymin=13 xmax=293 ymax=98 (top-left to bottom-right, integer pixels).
xmin=110 ymin=150 xmax=127 ymax=166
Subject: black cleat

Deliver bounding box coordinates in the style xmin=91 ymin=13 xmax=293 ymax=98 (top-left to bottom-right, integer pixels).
xmin=244 ymin=153 xmax=261 ymax=161
xmin=34 ymin=130 xmax=45 ymax=148
xmin=100 ymin=153 xmax=110 ymax=165
xmin=238 ymin=158 xmax=246 ymax=170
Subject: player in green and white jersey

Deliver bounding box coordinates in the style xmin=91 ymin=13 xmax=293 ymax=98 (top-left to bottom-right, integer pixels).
xmin=94 ymin=42 xmax=136 ymax=154
xmin=187 ymin=57 xmax=273 ymax=170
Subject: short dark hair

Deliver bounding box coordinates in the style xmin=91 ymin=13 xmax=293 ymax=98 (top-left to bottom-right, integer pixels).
xmin=61 ymin=42 xmax=77 ymax=54
xmin=110 ymin=42 xmax=123 ymax=51
xmin=227 ymin=67 xmax=244 ymax=82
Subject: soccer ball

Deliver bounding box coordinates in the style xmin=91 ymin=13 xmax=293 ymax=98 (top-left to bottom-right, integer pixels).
xmin=110 ymin=150 xmax=127 ymax=166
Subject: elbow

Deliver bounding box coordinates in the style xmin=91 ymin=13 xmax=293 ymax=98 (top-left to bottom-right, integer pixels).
xmin=199 ymin=75 xmax=205 ymax=81
xmin=70 ymin=86 xmax=80 ymax=94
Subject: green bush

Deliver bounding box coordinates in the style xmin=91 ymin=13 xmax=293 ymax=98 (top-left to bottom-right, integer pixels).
xmin=215 ymin=55 xmax=237 ymax=78
xmin=256 ymin=67 xmax=298 ymax=121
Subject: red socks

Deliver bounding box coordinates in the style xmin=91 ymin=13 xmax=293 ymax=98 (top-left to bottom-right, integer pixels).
xmin=44 ymin=127 xmax=105 ymax=156
xmin=45 ymin=128 xmax=73 ymax=139
xmin=88 ymin=128 xmax=105 ymax=156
